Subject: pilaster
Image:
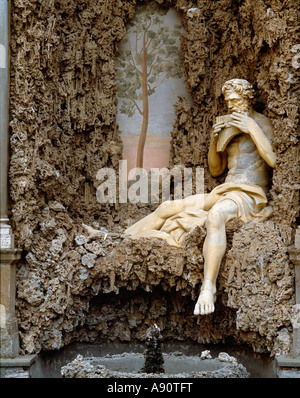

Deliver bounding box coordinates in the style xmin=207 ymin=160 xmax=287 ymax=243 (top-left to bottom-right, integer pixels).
xmin=0 ymin=248 xmax=22 ymax=358
xmin=276 ymin=227 xmax=300 ymax=377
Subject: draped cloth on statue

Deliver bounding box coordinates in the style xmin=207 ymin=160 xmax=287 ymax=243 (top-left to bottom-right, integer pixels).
xmin=126 ymin=182 xmax=273 ymax=247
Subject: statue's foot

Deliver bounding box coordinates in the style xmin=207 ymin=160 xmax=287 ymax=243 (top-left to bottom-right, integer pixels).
xmin=194 ymin=289 xmax=215 ymax=315
xmin=82 ymin=224 xmax=108 ymax=240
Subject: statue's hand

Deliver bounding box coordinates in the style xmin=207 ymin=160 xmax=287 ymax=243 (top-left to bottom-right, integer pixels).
xmin=211 ymin=120 xmax=226 ymax=140
xmin=228 ymin=112 xmax=255 ymax=134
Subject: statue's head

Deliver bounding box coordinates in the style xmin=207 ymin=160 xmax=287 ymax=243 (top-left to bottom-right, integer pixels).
xmin=222 ymin=79 xmax=255 ymax=113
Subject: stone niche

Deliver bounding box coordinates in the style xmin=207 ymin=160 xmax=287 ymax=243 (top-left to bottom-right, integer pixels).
xmin=8 ymin=0 xmax=299 ymax=357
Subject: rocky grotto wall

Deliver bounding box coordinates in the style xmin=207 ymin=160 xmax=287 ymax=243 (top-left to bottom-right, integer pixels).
xmin=8 ymin=0 xmax=299 ymax=356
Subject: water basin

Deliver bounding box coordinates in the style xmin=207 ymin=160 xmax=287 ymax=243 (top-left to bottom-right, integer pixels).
xmin=61 ymin=351 xmax=250 ymax=378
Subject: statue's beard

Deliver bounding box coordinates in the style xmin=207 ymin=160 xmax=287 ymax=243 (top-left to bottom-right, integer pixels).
xmin=229 ymin=100 xmax=250 ymax=113
xmin=236 ymin=103 xmax=250 ymax=112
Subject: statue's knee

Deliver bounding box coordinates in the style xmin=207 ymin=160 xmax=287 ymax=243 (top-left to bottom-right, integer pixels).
xmin=206 ymin=208 xmax=224 ymax=229
xmin=155 ymin=200 xmax=172 ymax=216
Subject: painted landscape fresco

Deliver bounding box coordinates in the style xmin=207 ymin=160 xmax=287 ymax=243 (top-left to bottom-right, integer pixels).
xmin=116 ymin=4 xmax=191 ymax=172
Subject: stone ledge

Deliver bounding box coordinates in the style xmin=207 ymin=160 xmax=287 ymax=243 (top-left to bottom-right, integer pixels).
xmin=0 ymin=248 xmax=22 ymax=262
xmin=278 ymin=369 xmax=300 ymax=378
xmin=275 ymin=355 xmax=300 ymax=368
xmin=289 ymin=246 xmax=300 ymax=265
xmin=0 ymin=354 xmax=37 ymax=368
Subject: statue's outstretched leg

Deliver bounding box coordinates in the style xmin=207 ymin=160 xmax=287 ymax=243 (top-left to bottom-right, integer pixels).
xmin=125 ymin=194 xmax=204 ymax=235
xmin=194 ymin=199 xmax=238 ymax=316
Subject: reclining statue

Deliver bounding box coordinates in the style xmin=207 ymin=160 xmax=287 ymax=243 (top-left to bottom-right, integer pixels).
xmin=124 ymin=79 xmax=276 ymax=316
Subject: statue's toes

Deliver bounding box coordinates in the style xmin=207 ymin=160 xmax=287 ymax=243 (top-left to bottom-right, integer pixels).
xmin=193 ymin=302 xmax=200 ymax=315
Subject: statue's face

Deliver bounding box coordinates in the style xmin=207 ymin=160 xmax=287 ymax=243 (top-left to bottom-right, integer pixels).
xmin=225 ymin=91 xmax=250 ymax=113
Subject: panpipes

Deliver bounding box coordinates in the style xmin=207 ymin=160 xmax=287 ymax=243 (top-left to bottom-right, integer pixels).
xmin=215 ymin=112 xmax=248 ymax=152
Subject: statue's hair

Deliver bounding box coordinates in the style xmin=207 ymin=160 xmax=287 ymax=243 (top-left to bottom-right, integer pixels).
xmin=222 ymin=79 xmax=255 ymax=103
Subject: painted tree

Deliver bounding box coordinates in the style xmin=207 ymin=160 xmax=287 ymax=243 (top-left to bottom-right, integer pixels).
xmin=116 ymin=4 xmax=183 ymax=168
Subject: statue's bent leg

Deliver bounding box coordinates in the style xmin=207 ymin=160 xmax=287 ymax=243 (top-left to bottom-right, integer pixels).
xmin=194 ymin=199 xmax=238 ymax=316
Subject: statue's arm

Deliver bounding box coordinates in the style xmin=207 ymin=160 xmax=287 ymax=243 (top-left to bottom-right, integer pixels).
xmin=208 ymin=120 xmax=228 ymax=177
xmin=229 ymin=112 xmax=276 ymax=168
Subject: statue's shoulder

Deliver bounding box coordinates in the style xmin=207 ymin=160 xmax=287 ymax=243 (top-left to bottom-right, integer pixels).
xmin=252 ymin=110 xmax=273 ymax=138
